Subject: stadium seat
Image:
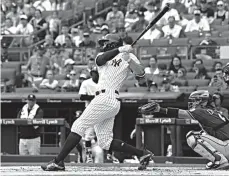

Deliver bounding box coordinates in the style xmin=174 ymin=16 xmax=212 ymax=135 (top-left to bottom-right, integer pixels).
xmin=152 ymin=39 xmax=169 ymax=46
xmin=2 ymin=62 xmax=21 ymax=75
xmin=120 ymin=87 xmax=127 ymax=92
xmin=139 ymin=46 xmax=157 ymax=56
xmin=179 ymin=86 xmax=196 ymax=92
xmin=123 ymin=80 xmax=136 ymax=88
xmin=189 ymin=38 xmax=203 ymax=46
xmin=220 ymin=31 xmax=229 ymax=37
xmin=137 ymin=39 xmax=151 ymax=46
xmin=172 ymin=80 xmax=187 ymax=86
xmin=211 ymin=31 xmax=220 ymax=37
xmin=182 ymin=14 xmax=193 ymax=20
xmin=55 ymin=74 xmax=67 ymax=80
xmin=212 ymin=25 xmax=229 ymax=32
xmin=127 ymin=87 xmax=148 ymax=92
xmin=141 ymin=59 xmax=149 ymax=67
xmin=185 ymin=31 xmax=199 ymax=38
xmin=57 ymin=80 xmax=66 ymax=87
xmin=129 ymin=33 xmax=141 ymax=41
xmin=171 ymin=38 xmax=189 ymax=46
xmin=197 ymin=86 xmax=219 ymax=92
xmin=1 ymin=68 xmax=16 ymax=91
xmin=188 ymin=79 xmax=210 ymax=87
xmin=186 ymin=72 xmax=196 ymax=79
xmin=211 ymin=19 xmax=222 ymax=26
xmin=211 ymin=37 xmax=229 ymax=45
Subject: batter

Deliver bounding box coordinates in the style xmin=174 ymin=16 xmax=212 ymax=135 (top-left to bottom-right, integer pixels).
xmin=41 ymin=34 xmax=153 ymax=171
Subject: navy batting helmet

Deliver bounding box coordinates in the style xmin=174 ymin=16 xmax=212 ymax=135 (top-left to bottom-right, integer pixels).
xmin=98 ymin=34 xmax=123 ymax=52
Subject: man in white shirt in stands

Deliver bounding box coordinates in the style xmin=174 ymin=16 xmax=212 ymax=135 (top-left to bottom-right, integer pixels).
xmin=2 ymin=18 xmax=17 ymax=34
xmin=39 ymin=70 xmax=58 ymax=90
xmin=162 ymin=16 xmax=183 ymax=38
xmin=78 ymin=68 xmax=104 ymax=163
xmin=33 ymin=0 xmax=52 ymax=11
xmin=185 ymin=9 xmax=210 ymax=32
xmin=141 ymin=25 xmax=162 ymax=43
xmin=16 ymin=15 xmax=34 ymax=35
xmin=55 ymin=25 xmax=71 ymax=46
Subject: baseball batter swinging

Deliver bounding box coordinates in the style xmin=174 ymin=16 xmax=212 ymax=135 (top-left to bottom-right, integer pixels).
xmin=41 ymin=34 xmax=153 ymax=171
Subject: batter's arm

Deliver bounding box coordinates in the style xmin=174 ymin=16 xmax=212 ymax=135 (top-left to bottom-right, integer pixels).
xmin=96 ymin=49 xmax=119 ymax=66
xmin=127 ymin=53 xmax=145 ymax=78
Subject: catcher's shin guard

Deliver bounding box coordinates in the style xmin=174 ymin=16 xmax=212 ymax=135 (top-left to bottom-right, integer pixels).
xmin=186 ymin=131 xmax=227 ymax=165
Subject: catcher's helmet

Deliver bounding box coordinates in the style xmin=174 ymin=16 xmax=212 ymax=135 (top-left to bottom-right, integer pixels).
xmin=188 ymin=90 xmax=210 ymax=110
xmin=98 ymin=34 xmax=123 ymax=52
xmin=223 ymin=63 xmax=229 ymax=84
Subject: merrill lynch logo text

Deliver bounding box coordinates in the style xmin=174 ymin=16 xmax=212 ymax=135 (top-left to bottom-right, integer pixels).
xmin=1 ymin=119 xmax=15 ymax=124
xmin=32 ymin=119 xmax=58 ymax=125
xmin=145 ymin=118 xmax=173 ymax=124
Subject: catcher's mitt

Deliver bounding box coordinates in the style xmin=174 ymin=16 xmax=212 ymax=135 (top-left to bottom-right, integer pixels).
xmin=138 ymin=101 xmax=160 ymax=114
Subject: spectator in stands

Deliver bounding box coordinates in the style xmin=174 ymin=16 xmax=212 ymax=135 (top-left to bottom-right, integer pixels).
xmin=162 ymin=16 xmax=183 ymax=39
xmin=16 ymin=15 xmax=34 ymax=46
xmin=92 ymin=16 xmax=105 ymax=34
xmin=50 ymin=43 xmax=69 ymax=75
xmin=2 ymin=18 xmax=17 ymax=34
xmin=23 ymin=0 xmax=33 ymax=16
xmin=194 ymin=63 xmax=211 ymax=80
xmin=141 ymin=25 xmax=162 ymax=43
xmin=79 ymin=32 xmax=96 ymax=48
xmin=185 ymin=9 xmax=210 ymax=32
xmin=1 ymin=43 xmax=10 ymax=62
xmin=131 ymin=11 xmax=148 ymax=32
xmin=209 ymin=68 xmax=227 ymax=89
xmin=62 ymin=70 xmax=80 ymax=92
xmin=160 ymin=78 xmax=179 ymax=92
xmin=168 ymin=55 xmax=183 ymax=75
xmin=71 ymin=27 xmax=83 ymax=47
xmin=125 ymin=4 xmax=138 ymax=30
xmin=144 ymin=56 xmax=159 ymax=75
xmin=43 ymin=34 xmax=54 ymax=47
xmin=63 ymin=35 xmax=74 ymax=48
xmin=33 ymin=0 xmax=52 ymax=11
xmin=48 ymin=11 xmax=61 ymax=39
xmin=213 ymin=92 xmax=228 ymax=118
xmin=158 ymin=3 xmax=180 ymax=26
xmin=214 ymin=1 xmax=229 ymax=24
xmin=73 ymin=49 xmax=83 ymax=65
xmin=149 ymin=82 xmax=159 ymax=93
xmin=106 ymin=2 xmax=124 ymax=33
xmin=194 ymin=32 xmax=218 ymax=60
xmin=6 ymin=3 xmax=19 ymax=26
xmin=173 ymin=0 xmax=188 ymax=14
xmin=101 ymin=25 xmax=110 ymax=38
xmin=117 ymin=25 xmax=133 ymax=44
xmin=39 ymin=70 xmax=58 ymax=90
xmin=199 ymin=0 xmax=215 ymax=24
xmin=51 ymin=0 xmax=65 ymax=11
xmin=26 ymin=45 xmax=50 ymax=83
xmin=27 ymin=6 xmax=36 ymax=23
xmin=81 ymin=58 xmax=96 ymax=79
xmin=134 ymin=78 xmax=149 ymax=87
xmin=144 ymin=1 xmax=156 ymax=23
xmin=17 ymin=94 xmax=43 ymax=155
xmin=171 ymin=67 xmax=188 ymax=87
xmin=63 ymin=58 xmax=75 ymax=79
xmin=31 ymin=9 xmax=48 ymax=41
xmin=55 ymin=25 xmax=71 ymax=46
xmin=212 ymin=61 xmax=223 ymax=72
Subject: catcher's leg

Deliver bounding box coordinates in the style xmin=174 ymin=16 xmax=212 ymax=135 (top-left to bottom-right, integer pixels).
xmin=186 ymin=131 xmax=229 ymax=170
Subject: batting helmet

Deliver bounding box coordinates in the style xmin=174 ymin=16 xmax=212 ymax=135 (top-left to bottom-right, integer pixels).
xmin=223 ymin=63 xmax=229 ymax=84
xmin=98 ymin=34 xmax=123 ymax=52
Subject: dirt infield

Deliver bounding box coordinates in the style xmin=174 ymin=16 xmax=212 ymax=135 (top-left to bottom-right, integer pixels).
xmin=1 ymin=163 xmax=229 ymax=176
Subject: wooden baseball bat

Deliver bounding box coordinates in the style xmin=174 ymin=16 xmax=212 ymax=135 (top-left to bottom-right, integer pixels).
xmin=131 ymin=3 xmax=171 ymax=46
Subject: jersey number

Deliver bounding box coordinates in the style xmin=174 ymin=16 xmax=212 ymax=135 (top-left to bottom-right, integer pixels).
xmin=111 ymin=59 xmax=122 ymax=67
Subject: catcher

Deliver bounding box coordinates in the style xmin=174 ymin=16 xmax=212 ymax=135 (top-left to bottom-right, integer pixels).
xmin=139 ymin=90 xmax=229 ymax=170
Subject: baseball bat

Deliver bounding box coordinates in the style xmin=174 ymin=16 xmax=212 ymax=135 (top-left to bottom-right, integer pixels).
xmin=131 ymin=3 xmax=170 ymax=46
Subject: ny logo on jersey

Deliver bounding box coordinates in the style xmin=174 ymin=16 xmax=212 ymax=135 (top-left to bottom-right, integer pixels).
xmin=111 ymin=59 xmax=122 ymax=67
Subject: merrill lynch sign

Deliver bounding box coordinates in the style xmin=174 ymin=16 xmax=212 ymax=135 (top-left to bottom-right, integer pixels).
xmin=144 ymin=118 xmax=173 ymax=124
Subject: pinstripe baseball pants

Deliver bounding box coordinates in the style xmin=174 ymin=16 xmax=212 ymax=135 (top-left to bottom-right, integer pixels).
xmin=71 ymin=90 xmax=120 ymax=150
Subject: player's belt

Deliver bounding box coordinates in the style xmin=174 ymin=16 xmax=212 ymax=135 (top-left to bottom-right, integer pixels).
xmin=95 ymin=89 xmax=119 ymax=96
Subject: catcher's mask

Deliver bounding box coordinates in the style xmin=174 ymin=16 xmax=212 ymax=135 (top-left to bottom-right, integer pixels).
xmin=98 ymin=34 xmax=123 ymax=52
xmin=188 ymin=90 xmax=210 ymax=110
xmin=223 ymin=63 xmax=229 ymax=84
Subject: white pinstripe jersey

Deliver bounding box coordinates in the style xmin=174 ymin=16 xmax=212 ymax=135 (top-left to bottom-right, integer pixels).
xmin=95 ymin=52 xmax=140 ymax=91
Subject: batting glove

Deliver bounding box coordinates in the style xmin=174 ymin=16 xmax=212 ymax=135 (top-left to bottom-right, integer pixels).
xmin=118 ymin=45 xmax=133 ymax=53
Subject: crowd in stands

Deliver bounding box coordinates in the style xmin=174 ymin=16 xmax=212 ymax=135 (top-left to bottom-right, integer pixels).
xmin=1 ymin=0 xmax=229 ymax=93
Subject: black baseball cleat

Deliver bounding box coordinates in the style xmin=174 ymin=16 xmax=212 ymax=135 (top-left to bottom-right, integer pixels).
xmin=206 ymin=161 xmax=229 ymax=170
xmin=41 ymin=159 xmax=65 ymax=171
xmin=138 ymin=149 xmax=154 ymax=170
